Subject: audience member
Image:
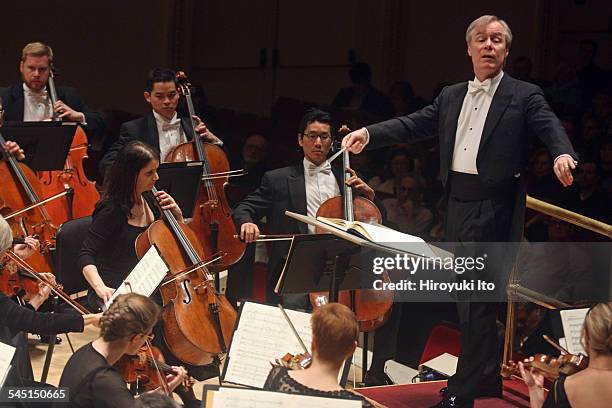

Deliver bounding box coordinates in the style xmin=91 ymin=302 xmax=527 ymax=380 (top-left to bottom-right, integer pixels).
xmin=332 ymin=62 xmax=394 ymax=122
xmin=368 ymin=148 xmax=415 ymax=197
xmin=388 ymin=81 xmax=428 ymax=116
xmin=382 ymin=174 xmax=433 ymax=237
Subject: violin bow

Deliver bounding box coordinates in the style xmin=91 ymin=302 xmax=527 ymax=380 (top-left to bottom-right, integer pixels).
xmin=278 ymin=304 xmax=309 ymax=355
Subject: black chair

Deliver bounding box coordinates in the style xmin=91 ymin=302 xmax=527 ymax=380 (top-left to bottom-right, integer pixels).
xmin=40 ymin=216 xmax=92 ymax=382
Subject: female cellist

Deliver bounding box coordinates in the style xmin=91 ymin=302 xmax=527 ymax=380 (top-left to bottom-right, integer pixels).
xmin=59 ymin=293 xmax=188 ymax=408
xmin=77 ymin=140 xmax=207 ymax=404
xmin=519 ymin=302 xmax=612 ymax=408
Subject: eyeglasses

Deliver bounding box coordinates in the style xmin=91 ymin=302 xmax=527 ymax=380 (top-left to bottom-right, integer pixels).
xmin=302 ymin=133 xmax=332 ymax=141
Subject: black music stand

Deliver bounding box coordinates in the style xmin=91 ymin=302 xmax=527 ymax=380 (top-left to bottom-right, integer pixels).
xmin=1 ymin=121 xmax=76 ymax=170
xmin=156 ymin=161 xmax=203 ymax=218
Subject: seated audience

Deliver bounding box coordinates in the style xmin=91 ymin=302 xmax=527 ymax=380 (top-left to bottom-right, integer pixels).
xmin=382 ymin=174 xmax=433 ymax=237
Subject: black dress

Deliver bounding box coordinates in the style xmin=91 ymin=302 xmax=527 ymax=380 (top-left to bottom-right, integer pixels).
xmin=58 ymin=342 xmax=135 ymax=408
xmin=542 ymin=375 xmax=572 ymax=408
xmin=263 ymin=366 xmax=374 ymax=407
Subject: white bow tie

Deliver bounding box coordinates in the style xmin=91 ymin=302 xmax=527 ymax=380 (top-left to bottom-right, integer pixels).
xmin=307 ymin=162 xmax=331 ymax=176
xmin=468 ymin=79 xmax=492 ymax=94
xmin=161 ymin=120 xmax=181 ymax=132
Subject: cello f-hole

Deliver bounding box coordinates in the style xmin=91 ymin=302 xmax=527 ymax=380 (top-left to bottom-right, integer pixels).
xmin=181 ymin=279 xmax=192 ymax=304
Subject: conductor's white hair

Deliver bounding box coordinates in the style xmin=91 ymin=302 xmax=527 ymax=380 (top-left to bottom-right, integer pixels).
xmin=466 ymin=15 xmax=513 ymax=49
xmin=0 ymin=216 xmax=12 ymax=253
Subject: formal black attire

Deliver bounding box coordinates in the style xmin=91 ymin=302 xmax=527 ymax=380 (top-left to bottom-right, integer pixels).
xmin=365 ymin=73 xmax=576 ymax=401
xmin=264 ymin=366 xmax=374 ymax=407
xmin=0 ymin=84 xmax=104 ymax=158
xmin=233 ymin=163 xmax=346 ymax=304
xmin=58 ymin=343 xmax=135 ymax=408
xmin=542 ymin=375 xmax=572 ymax=408
xmin=77 ymin=195 xmax=215 ymax=383
xmin=98 ymin=112 xmax=195 ymax=175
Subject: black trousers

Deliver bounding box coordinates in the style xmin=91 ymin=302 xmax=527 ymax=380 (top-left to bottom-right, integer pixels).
xmin=444 ymin=173 xmax=517 ymax=399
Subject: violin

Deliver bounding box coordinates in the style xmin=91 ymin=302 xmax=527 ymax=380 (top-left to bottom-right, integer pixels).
xmin=0 ymin=129 xmax=56 ymax=275
xmin=135 ymin=187 xmax=237 ymax=366
xmin=115 ymin=343 xmax=195 ymax=396
xmin=502 ymin=352 xmax=589 ymax=380
xmin=273 ymin=305 xmax=312 ymax=370
xmin=164 ymin=71 xmax=245 ymax=273
xmin=309 ymin=126 xmax=393 ymax=332
xmin=1 ymin=250 xmax=91 ymax=315
xmin=0 ymin=252 xmax=40 ymax=296
xmin=36 ymin=63 xmax=100 ymax=224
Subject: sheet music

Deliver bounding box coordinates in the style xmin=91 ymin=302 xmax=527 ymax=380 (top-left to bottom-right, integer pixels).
xmin=223 ymin=302 xmax=313 ymax=388
xmin=104 ymin=246 xmax=168 ymax=309
xmin=0 ymin=341 xmax=16 ymax=388
xmin=560 ymin=308 xmax=589 ymax=355
xmin=210 ymin=387 xmax=361 ymax=408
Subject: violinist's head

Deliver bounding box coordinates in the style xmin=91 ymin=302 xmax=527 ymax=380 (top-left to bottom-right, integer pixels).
xmin=100 ymin=293 xmax=160 ymax=354
xmin=144 ymin=68 xmax=179 ymax=121
xmin=298 ymin=108 xmax=334 ymax=166
xmin=104 ymin=141 xmax=160 ymax=215
xmin=20 ymin=42 xmax=53 ymax=92
xmin=0 ymin=215 xmax=12 ymax=256
xmin=311 ymin=303 xmax=359 ymax=366
xmin=583 ymin=302 xmax=612 ymax=357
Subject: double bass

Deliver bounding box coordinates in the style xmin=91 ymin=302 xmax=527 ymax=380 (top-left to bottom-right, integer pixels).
xmin=135 ymin=187 xmax=236 ymax=366
xmin=164 ymin=72 xmax=245 ymax=273
xmin=36 ymin=64 xmax=99 ymax=224
xmin=310 ymin=126 xmax=394 ymax=333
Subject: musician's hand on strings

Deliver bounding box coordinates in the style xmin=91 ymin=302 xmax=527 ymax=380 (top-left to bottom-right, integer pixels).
xmin=28 ymin=279 xmax=54 ymax=310
xmin=54 ymin=100 xmax=85 ymax=123
xmin=13 ymin=236 xmax=40 ymax=259
xmin=94 ymin=284 xmax=115 ymax=305
xmin=193 ymin=115 xmax=222 ymax=145
xmin=154 ymin=190 xmax=183 ymax=222
xmin=166 ymin=366 xmax=189 ymax=392
xmin=518 ymin=359 xmax=546 ymax=408
xmin=4 ymin=140 xmax=25 ymax=160
xmin=345 ymin=167 xmax=375 ymax=201
xmin=341 ymin=127 xmax=368 ymax=154
xmin=240 ymin=222 xmax=260 ymax=243
xmin=553 ymin=155 xmax=576 ymax=187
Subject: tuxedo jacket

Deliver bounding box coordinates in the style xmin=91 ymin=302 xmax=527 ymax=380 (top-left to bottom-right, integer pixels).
xmin=233 ymin=164 xmax=349 ymax=283
xmin=99 ymin=111 xmax=195 ymax=174
xmin=0 ymin=83 xmax=104 ymax=139
xmin=367 ymin=74 xmax=577 ymax=191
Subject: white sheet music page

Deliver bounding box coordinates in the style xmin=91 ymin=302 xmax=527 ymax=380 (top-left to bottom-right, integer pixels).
xmin=0 ymin=341 xmax=16 ymax=388
xmin=211 ymin=387 xmax=361 ymax=408
xmin=223 ymin=302 xmax=312 ymax=388
xmin=560 ymin=308 xmax=589 ymax=355
xmin=104 ymin=245 xmax=168 ymax=309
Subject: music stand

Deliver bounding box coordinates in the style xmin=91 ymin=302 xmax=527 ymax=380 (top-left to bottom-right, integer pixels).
xmin=1 ymin=121 xmax=76 ymax=170
xmin=156 ymin=161 xmax=204 ymax=218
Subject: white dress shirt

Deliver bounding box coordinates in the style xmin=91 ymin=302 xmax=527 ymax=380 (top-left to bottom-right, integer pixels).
xmin=303 ymin=158 xmax=340 ymax=233
xmin=23 ymin=83 xmax=53 ymax=121
xmin=153 ymin=111 xmax=187 ymax=161
xmin=451 ymin=70 xmax=504 ymax=174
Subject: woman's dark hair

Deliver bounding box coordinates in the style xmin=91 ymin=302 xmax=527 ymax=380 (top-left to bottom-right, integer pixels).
xmin=382 ymin=147 xmax=415 ymax=180
xmin=103 ymin=141 xmax=160 ymax=216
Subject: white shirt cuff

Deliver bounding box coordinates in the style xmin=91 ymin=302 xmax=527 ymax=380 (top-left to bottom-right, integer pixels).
xmin=364 ymin=127 xmax=370 ymax=146
xmin=553 ymin=154 xmax=576 ymax=164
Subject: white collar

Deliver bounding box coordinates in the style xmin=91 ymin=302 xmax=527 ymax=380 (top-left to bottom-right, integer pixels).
xmin=472 ymin=70 xmax=504 ymax=86
xmin=152 ymin=110 xmax=179 ymax=125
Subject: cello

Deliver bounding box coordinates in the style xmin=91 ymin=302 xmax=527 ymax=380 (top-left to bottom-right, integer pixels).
xmin=164 ymin=72 xmax=245 ymax=273
xmin=310 ymin=126 xmax=394 ymax=333
xmin=0 ymin=130 xmax=56 ymax=274
xmin=36 ymin=64 xmax=100 ymax=224
xmin=135 ymin=187 xmax=237 ymax=366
